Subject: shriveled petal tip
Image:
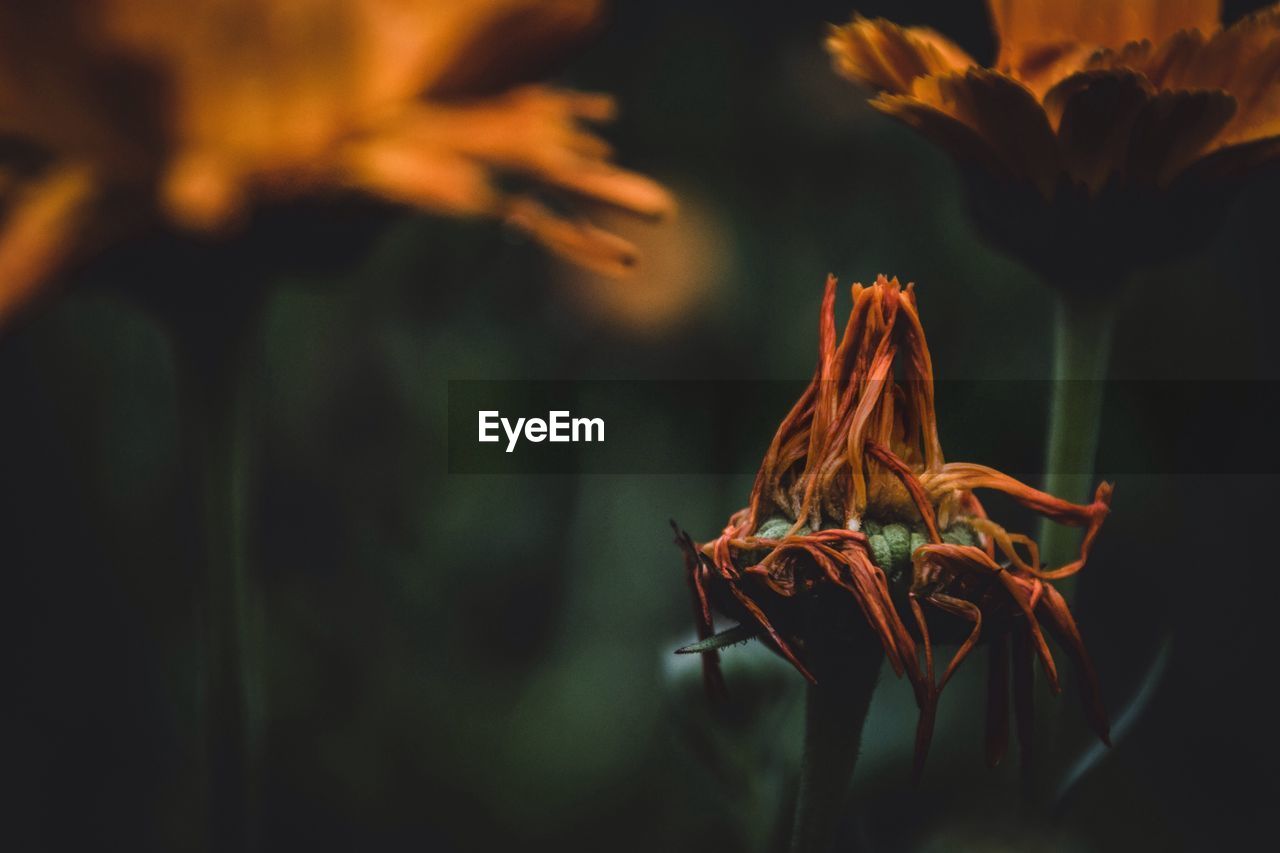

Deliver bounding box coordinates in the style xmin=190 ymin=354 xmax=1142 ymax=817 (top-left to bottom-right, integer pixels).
xmin=827 ymin=15 xmax=976 ymax=95
xmin=505 ymin=196 xmax=641 ymax=277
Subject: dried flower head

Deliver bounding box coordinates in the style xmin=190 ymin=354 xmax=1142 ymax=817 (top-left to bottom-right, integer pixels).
xmin=826 ymin=1 xmax=1280 ymax=289
xmin=676 ymin=275 xmax=1113 ymax=777
xmin=0 ymin=0 xmax=674 ymax=324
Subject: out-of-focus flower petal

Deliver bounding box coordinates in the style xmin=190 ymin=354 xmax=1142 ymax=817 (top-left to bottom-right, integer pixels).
xmin=829 ymin=0 xmax=1280 ymax=288
xmin=1095 ymin=5 xmax=1280 ymax=147
xmin=988 ymin=0 xmax=1221 ymax=85
xmin=871 ymin=93 xmax=1010 ymax=177
xmin=504 ymin=196 xmax=640 ymax=278
xmin=341 ymin=86 xmax=673 ymax=226
xmin=1045 ymin=69 xmax=1155 ymax=192
xmin=0 ymin=0 xmax=674 ymax=324
xmin=1180 ymin=132 xmax=1280 ymax=180
xmin=827 ymin=15 xmax=976 ymax=95
xmin=0 ymin=165 xmax=96 ymax=324
xmin=558 ymin=187 xmax=727 ymax=331
xmin=1125 ymin=88 xmax=1237 ymax=185
xmin=901 ymin=69 xmax=1060 ymax=197
xmin=420 ymin=0 xmax=601 ymax=98
xmin=341 ymin=136 xmax=496 ymax=217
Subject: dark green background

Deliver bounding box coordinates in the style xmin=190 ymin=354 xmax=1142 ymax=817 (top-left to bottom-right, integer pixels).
xmin=2 ymin=1 xmax=1277 ymax=850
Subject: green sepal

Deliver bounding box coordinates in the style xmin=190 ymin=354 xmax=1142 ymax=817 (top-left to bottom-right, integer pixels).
xmin=675 ymin=623 xmax=761 ymax=654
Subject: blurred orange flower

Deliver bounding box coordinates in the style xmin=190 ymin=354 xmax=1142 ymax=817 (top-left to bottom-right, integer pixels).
xmin=0 ymin=0 xmax=674 ymax=324
xmin=558 ymin=187 xmax=729 ymax=332
xmin=827 ymin=1 xmax=1280 ymax=287
xmin=677 ymin=276 xmax=1112 ymax=777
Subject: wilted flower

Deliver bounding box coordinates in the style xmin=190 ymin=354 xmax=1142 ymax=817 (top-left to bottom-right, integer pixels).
xmin=0 ymin=0 xmax=674 ymax=323
xmin=826 ymin=1 xmax=1280 ymax=290
xmin=675 ymin=275 xmax=1112 ymax=776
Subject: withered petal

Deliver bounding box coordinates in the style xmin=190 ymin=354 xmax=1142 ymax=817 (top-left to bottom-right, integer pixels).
xmin=726 ymin=583 xmax=816 ymax=683
xmin=1037 ymin=584 xmax=1111 ymax=744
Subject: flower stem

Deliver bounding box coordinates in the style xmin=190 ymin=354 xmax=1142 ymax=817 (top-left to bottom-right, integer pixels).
xmin=176 ymin=302 xmax=263 ymax=853
xmin=788 ymin=649 xmax=881 ymax=853
xmin=1038 ymin=293 xmax=1117 ymax=599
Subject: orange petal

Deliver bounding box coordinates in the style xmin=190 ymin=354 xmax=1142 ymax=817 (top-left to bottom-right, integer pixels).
xmin=388 ymin=90 xmax=675 ymax=220
xmin=343 ymin=135 xmax=497 ymax=216
xmin=898 ymin=69 xmax=1061 ymax=197
xmin=344 ymin=0 xmax=601 ymax=106
xmin=827 ymin=15 xmax=976 ymax=95
xmin=1037 ymin=583 xmax=1111 ymax=745
xmin=504 ymin=196 xmax=640 ymax=278
xmin=0 ymin=165 xmax=96 ymax=327
xmin=1106 ymin=6 xmax=1280 ymax=148
xmin=1044 ymin=69 xmax=1156 ymax=193
xmin=871 ymin=92 xmax=1010 ymax=179
xmin=1181 ymin=132 xmax=1280 ymax=181
xmin=1125 ymin=88 xmax=1237 ymax=185
xmin=424 ymin=0 xmax=601 ymax=99
xmin=988 ymin=0 xmax=1222 ymax=86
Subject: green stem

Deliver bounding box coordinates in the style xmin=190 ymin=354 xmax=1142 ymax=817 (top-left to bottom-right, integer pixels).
xmin=1038 ymin=294 xmax=1117 ymax=600
xmin=178 ymin=305 xmax=263 ymax=853
xmin=789 ymin=650 xmax=881 ymax=853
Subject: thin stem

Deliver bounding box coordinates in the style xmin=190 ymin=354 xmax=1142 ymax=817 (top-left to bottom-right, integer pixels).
xmin=177 ymin=304 xmax=264 ymax=853
xmin=789 ymin=649 xmax=881 ymax=853
xmin=1038 ymin=294 xmax=1117 ymax=600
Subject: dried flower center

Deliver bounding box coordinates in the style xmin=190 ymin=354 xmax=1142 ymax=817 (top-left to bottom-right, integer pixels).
xmin=750 ymin=514 xmax=979 ymax=586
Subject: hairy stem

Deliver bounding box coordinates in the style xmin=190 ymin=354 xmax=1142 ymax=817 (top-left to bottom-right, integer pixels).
xmin=789 ymin=649 xmax=882 ymax=853
xmin=1038 ymin=294 xmax=1117 ymax=600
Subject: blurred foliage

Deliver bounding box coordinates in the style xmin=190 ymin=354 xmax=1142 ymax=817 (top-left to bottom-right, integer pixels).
xmin=2 ymin=1 xmax=1279 ymax=851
